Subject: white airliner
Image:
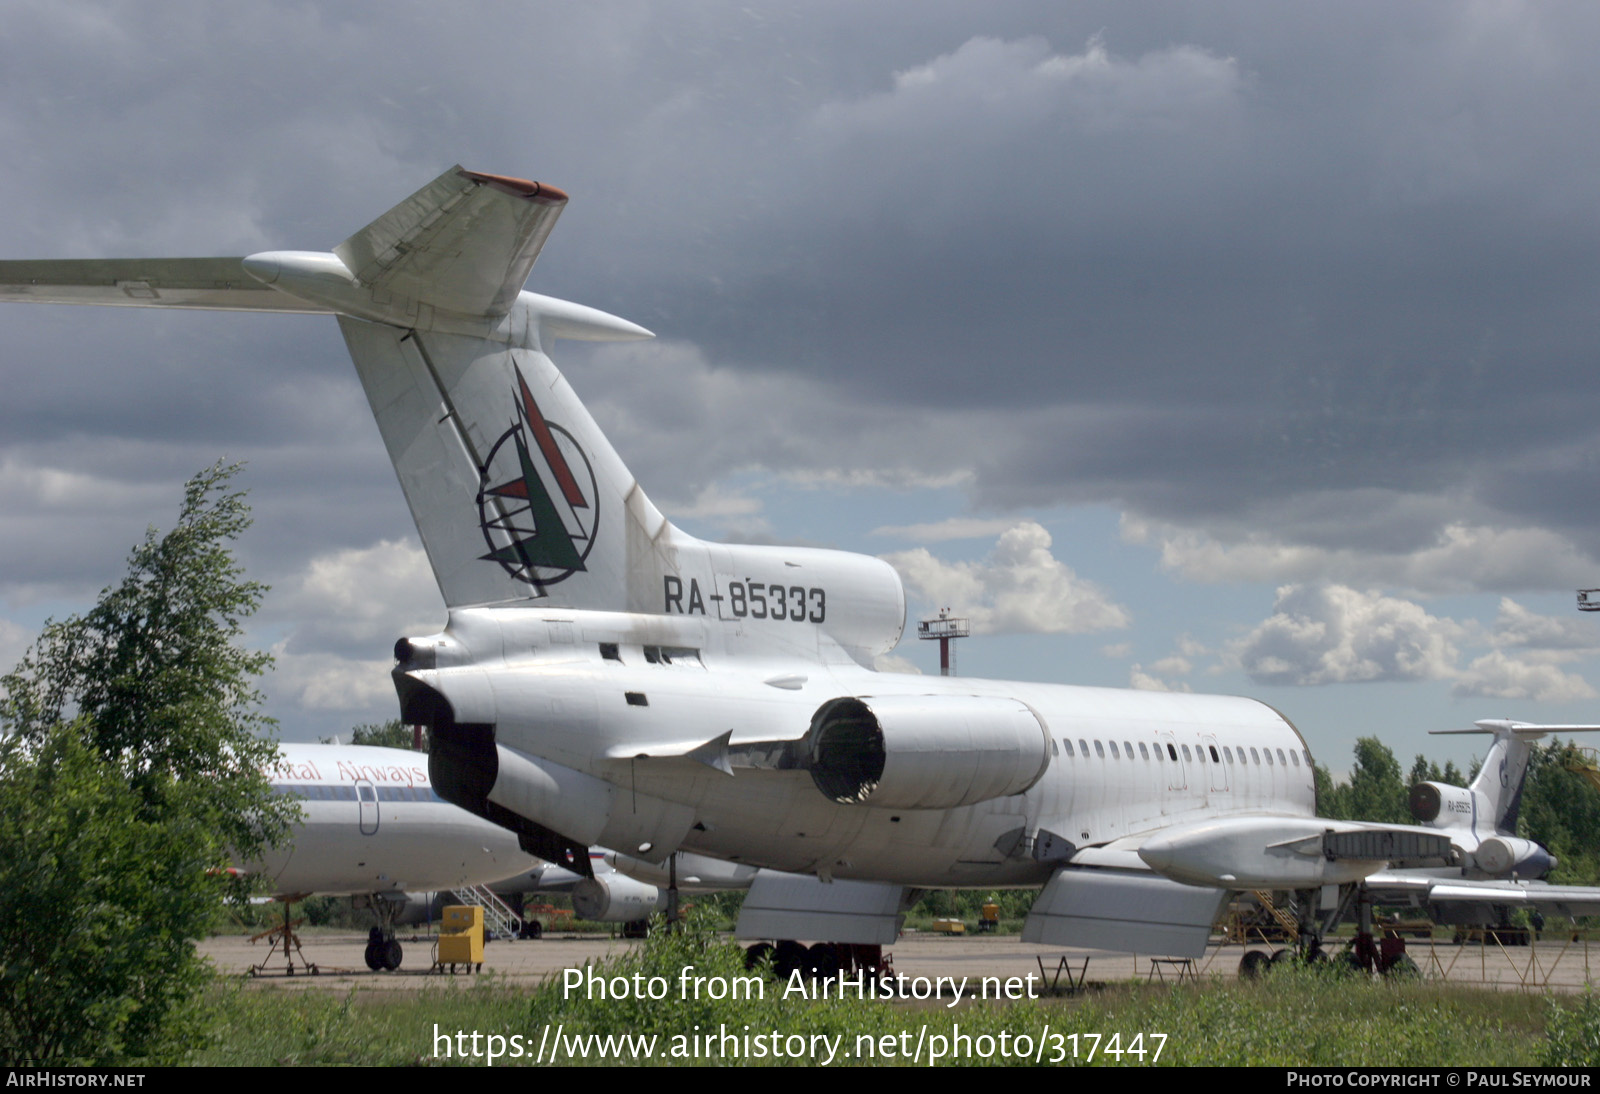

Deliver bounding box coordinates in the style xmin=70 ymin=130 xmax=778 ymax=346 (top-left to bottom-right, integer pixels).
xmin=260 ymin=743 xmax=751 ymax=967
xmin=7 ymin=167 xmax=1600 ymax=972
xmin=258 ymin=742 xmax=538 ymax=969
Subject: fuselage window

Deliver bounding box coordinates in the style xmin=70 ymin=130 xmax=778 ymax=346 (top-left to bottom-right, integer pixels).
xmin=1079 ymin=738 xmax=1090 ymax=757
xmin=1094 ymin=740 xmax=1105 ymax=758
xmin=1181 ymin=744 xmax=1192 ymax=762
xmin=1224 ymin=746 xmax=1234 ymax=764
xmin=1208 ymin=745 xmax=1220 ymax=763
xmin=1250 ymin=747 xmax=1260 ymax=764
xmin=1063 ymin=738 xmax=1075 ymax=757
xmin=1289 ymin=750 xmax=1300 ymax=767
xmin=1109 ymin=740 xmax=1120 ymax=759
xmin=1050 ymin=738 xmax=1058 ymax=757
xmin=1303 ymin=749 xmax=1313 ymax=767
xmin=1265 ymin=748 xmax=1275 ymax=766
xmin=1138 ymin=741 xmax=1149 ymax=760
xmin=1276 ymin=748 xmax=1287 ymax=766
xmin=1166 ymin=743 xmax=1178 ymax=761
xmin=1124 ymin=740 xmax=1134 ymax=759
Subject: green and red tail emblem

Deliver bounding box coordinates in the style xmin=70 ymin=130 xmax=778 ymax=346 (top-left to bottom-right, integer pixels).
xmin=477 ymin=368 xmax=598 ymax=589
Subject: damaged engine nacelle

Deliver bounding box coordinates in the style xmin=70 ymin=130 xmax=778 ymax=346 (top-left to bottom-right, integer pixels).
xmin=1474 ymin=835 xmax=1555 ymax=879
xmin=398 ymin=669 xmax=694 ymax=874
xmin=572 ymin=874 xmax=667 ymax=923
xmin=807 ymin=694 xmax=1050 ymax=809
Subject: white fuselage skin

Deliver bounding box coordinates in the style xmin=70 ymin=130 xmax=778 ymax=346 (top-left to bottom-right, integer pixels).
xmin=256 ymin=743 xmax=538 ymax=899
xmin=406 ymin=606 xmax=1317 ymax=889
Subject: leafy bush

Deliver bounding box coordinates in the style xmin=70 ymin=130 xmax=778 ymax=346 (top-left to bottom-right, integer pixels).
xmin=1545 ymin=990 xmax=1600 ymax=1067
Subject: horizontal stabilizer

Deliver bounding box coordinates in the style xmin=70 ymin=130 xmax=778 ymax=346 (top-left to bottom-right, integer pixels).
xmin=1022 ymin=867 xmax=1228 ymax=958
xmin=735 ymin=873 xmax=908 ymax=945
xmin=0 ymin=257 xmax=327 ymax=312
xmin=1431 ymin=719 xmax=1600 ymax=737
xmin=335 ymin=166 xmax=567 ymax=319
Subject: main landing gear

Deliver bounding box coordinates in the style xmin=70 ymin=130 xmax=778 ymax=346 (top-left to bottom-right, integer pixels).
xmin=364 ymin=926 xmax=403 ymax=971
xmin=1236 ymin=883 xmax=1417 ymax=979
xmin=743 ymin=940 xmax=892 ymax=982
xmin=362 ymin=894 xmax=407 ymax=971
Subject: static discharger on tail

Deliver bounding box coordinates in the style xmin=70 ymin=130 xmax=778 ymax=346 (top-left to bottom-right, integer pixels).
xmin=7 ymin=166 xmax=1600 ymax=978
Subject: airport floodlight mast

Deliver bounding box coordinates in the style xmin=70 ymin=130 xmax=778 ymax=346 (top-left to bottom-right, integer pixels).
xmin=1579 ymin=589 xmax=1600 ymax=612
xmin=917 ymin=608 xmax=971 ymax=676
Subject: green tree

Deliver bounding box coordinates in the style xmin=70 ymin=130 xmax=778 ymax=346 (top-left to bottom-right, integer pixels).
xmin=1320 ymin=737 xmax=1409 ymax=823
xmin=1408 ymin=754 xmax=1440 ymax=787
xmin=323 ymin=718 xmax=423 ymax=751
xmin=0 ymin=726 xmax=216 ymax=1062
xmin=1519 ymin=741 xmax=1600 ymax=886
xmin=1405 ymin=754 xmax=1467 ymax=790
xmin=1314 ymin=761 xmax=1341 ymax=817
xmin=0 ymin=463 xmax=294 ymax=1064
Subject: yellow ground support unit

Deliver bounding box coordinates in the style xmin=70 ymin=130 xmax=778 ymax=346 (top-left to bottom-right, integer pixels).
xmin=978 ymin=901 xmax=1000 ymax=933
xmin=438 ymin=905 xmax=484 ymax=973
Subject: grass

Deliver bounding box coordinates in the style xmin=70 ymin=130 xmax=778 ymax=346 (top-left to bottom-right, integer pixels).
xmin=193 ymin=921 xmax=1591 ymax=1066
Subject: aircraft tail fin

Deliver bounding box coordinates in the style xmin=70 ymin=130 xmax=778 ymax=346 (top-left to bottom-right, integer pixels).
xmin=337 ymin=313 xmax=673 ymax=610
xmin=1431 ymin=719 xmax=1600 ymax=833
xmin=0 ymin=167 xmax=908 ymax=653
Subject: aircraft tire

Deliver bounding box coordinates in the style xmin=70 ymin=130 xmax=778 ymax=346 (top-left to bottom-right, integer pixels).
xmin=363 ymin=942 xmax=382 ymax=971
xmin=773 ymin=940 xmax=808 ymax=979
xmin=1384 ymin=955 xmax=1420 ymax=980
xmin=806 ymin=942 xmax=841 ymax=980
xmin=382 ymin=939 xmax=404 ymax=971
xmin=1238 ymin=950 xmax=1271 ymax=979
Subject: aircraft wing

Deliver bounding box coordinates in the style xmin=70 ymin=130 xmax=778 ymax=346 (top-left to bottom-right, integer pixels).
xmin=0 ymin=257 xmax=328 ymax=312
xmin=1364 ymin=870 xmax=1600 ymax=919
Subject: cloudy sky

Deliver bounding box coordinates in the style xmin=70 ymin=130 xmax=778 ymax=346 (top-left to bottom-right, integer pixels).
xmin=2 ymin=2 xmax=1599 ymax=774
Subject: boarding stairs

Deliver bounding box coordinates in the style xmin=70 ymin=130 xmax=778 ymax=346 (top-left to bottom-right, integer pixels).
xmin=451 ymin=884 xmax=523 ymax=939
xmin=1562 ymin=747 xmax=1600 ymax=795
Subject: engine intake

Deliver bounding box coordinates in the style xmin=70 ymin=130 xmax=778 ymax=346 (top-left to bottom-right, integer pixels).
xmin=1409 ymin=781 xmax=1475 ymax=827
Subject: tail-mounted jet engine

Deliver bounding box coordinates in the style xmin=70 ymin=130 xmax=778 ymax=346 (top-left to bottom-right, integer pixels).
xmin=806 ymin=694 xmax=1050 ymax=809
xmin=395 ymin=666 xmax=695 ymax=876
xmin=1473 ymin=835 xmax=1555 ymax=879
xmin=572 ymin=874 xmax=668 ymax=923
xmin=1408 ymin=781 xmax=1479 ymax=827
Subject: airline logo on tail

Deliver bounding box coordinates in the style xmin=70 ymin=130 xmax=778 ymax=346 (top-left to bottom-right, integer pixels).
xmin=476 ymin=367 xmax=598 ymax=588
